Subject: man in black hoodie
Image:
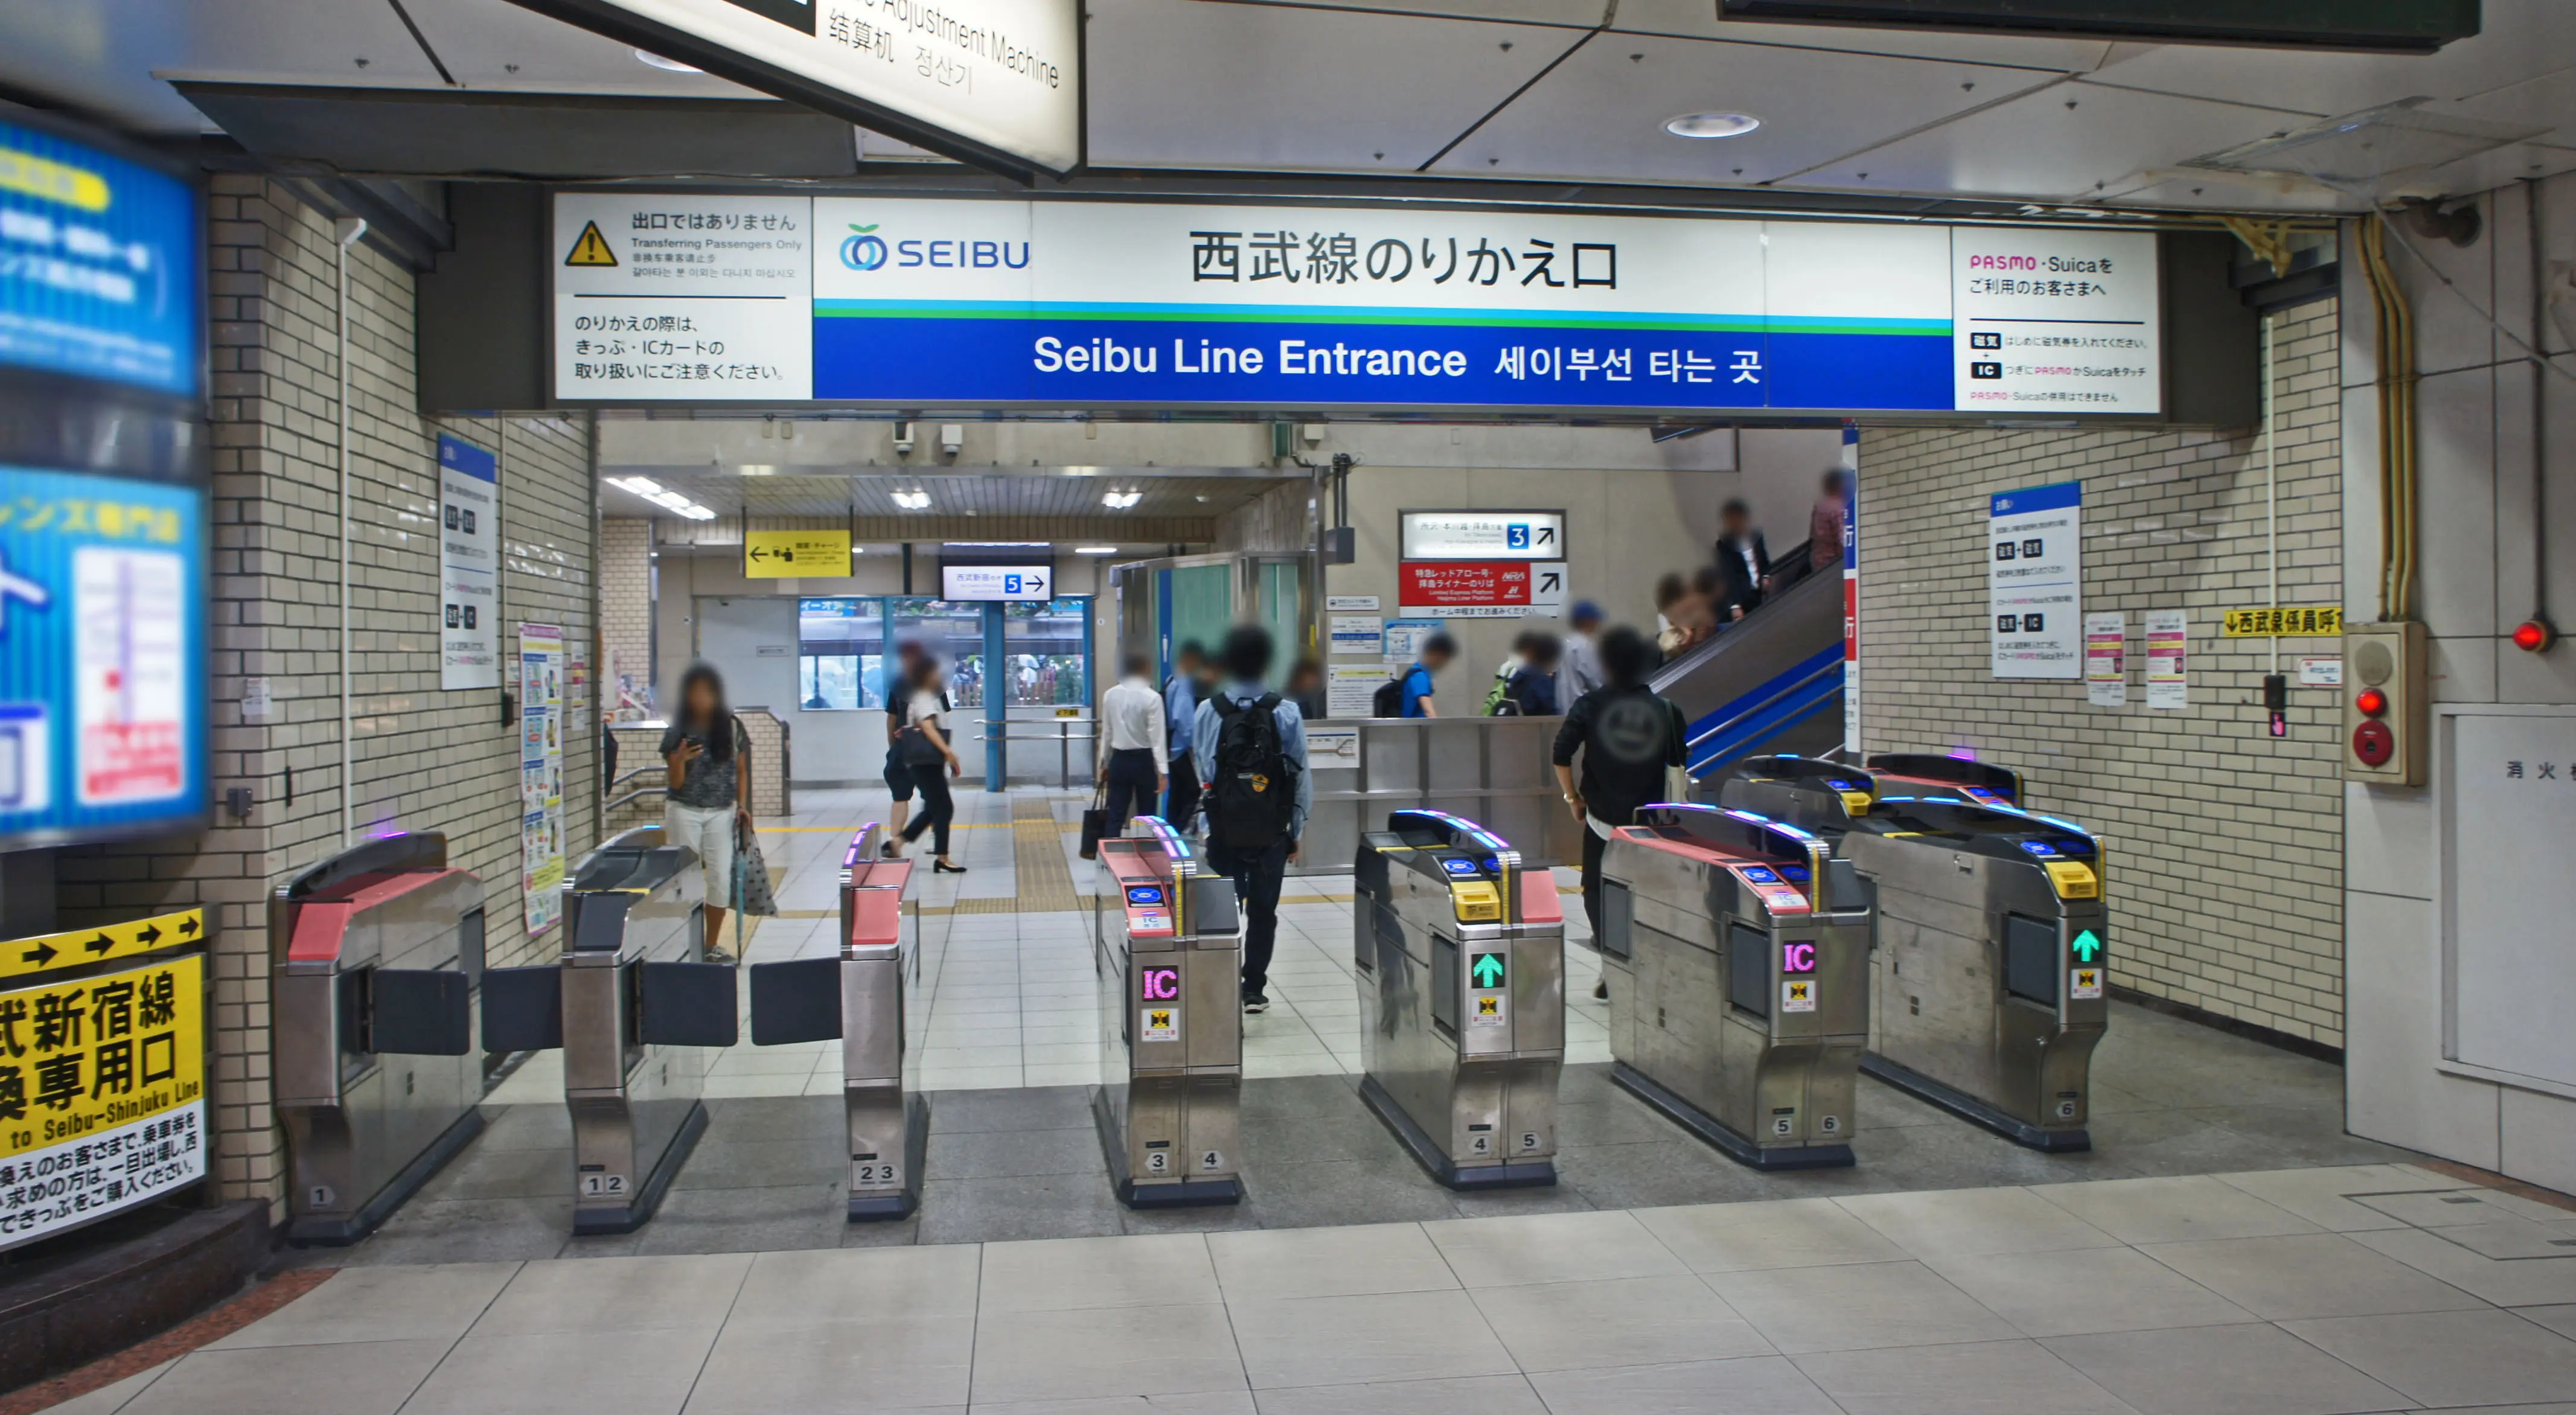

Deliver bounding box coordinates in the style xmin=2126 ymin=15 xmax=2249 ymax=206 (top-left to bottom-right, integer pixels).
xmin=1552 ymin=627 xmax=1689 ymax=997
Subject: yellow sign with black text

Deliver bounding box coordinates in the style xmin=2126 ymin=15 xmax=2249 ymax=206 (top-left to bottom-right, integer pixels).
xmin=0 ymin=909 xmax=203 ymax=982
xmin=0 ymin=953 xmax=207 ymax=1249
xmin=2222 ymin=606 xmax=2342 ymax=637
xmin=744 ymin=529 xmax=852 ymax=579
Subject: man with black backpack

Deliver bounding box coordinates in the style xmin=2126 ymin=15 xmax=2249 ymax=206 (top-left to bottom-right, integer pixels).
xmin=1191 ymin=625 xmax=1310 ymax=1015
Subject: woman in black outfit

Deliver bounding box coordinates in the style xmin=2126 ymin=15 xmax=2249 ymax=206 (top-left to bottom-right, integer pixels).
xmin=895 ymin=653 xmax=967 ymax=872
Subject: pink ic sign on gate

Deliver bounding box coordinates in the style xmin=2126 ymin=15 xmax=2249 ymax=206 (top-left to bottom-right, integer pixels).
xmin=1782 ymin=941 xmax=1818 ymax=974
xmin=1141 ymin=966 xmax=1181 ymax=1001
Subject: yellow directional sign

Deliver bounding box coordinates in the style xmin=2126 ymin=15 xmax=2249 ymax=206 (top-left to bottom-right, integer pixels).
xmin=744 ymin=529 xmax=852 ymax=579
xmin=1 ymin=909 xmax=204 ymax=982
xmin=564 ymin=220 xmax=618 ymax=267
xmin=2222 ymin=606 xmax=2342 ymax=637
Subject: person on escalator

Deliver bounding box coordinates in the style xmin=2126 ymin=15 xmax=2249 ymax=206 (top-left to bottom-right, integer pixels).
xmin=1553 ymin=627 xmax=1688 ymax=999
xmin=1810 ymin=467 xmax=1849 ymax=575
xmin=1712 ymin=497 xmax=1771 ymax=622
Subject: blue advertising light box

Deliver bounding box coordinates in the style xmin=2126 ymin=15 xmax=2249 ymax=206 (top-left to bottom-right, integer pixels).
xmin=0 ymin=116 xmax=202 ymax=400
xmin=0 ymin=466 xmax=208 ymax=848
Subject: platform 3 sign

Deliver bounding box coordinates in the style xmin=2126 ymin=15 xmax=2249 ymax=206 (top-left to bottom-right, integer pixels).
xmin=551 ymin=194 xmax=2163 ymax=418
xmin=0 ymin=951 xmax=206 ymax=1250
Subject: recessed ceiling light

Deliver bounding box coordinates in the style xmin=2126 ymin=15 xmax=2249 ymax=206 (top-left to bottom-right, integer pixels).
xmin=610 ymin=476 xmax=663 ymax=496
xmin=1664 ymin=112 xmax=1760 ymax=139
xmin=636 ymin=49 xmax=701 ymax=72
xmin=892 ymin=490 xmax=932 ymax=510
xmin=1074 ymin=546 xmax=1118 ymax=555
xmin=1102 ymin=490 xmax=1143 ymax=509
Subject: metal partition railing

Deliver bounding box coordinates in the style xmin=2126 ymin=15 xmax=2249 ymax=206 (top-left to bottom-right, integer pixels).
xmin=971 ymin=719 xmax=1099 ymax=789
xmin=1297 ymin=716 xmax=1581 ymax=875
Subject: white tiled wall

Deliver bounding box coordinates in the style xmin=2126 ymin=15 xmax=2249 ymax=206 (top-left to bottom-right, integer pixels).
xmin=2342 ymin=173 xmax=2576 ymax=1189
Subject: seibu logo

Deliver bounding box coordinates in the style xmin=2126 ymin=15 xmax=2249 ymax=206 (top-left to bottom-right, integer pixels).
xmin=839 ymin=222 xmax=1030 ymax=272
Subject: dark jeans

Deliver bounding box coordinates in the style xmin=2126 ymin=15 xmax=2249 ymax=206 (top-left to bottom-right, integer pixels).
xmin=900 ymin=764 xmax=954 ymax=855
xmin=1103 ymin=748 xmax=1158 ymax=835
xmin=1206 ymin=836 xmax=1290 ymax=998
xmin=1581 ymin=826 xmax=1607 ymax=938
xmin=1164 ymin=749 xmax=1201 ymax=828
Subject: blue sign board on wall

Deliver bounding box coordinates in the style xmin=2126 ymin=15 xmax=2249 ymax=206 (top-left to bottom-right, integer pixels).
xmin=0 ymin=466 xmax=207 ymax=847
xmin=0 ymin=117 xmax=201 ymax=400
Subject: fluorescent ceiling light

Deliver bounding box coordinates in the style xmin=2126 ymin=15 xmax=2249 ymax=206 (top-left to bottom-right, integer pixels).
xmin=610 ymin=476 xmax=663 ymax=496
xmin=1074 ymin=546 xmax=1118 ymax=554
xmin=674 ymin=505 xmax=716 ymax=521
xmin=892 ymin=490 xmax=932 ymax=510
xmin=1102 ymin=490 xmax=1143 ymax=509
xmin=1664 ymin=112 xmax=1760 ymax=139
xmin=635 ymin=49 xmax=701 ymax=72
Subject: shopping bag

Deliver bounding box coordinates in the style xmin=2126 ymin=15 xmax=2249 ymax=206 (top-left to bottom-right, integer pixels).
xmin=1078 ymin=787 xmax=1110 ymax=860
xmin=735 ymin=817 xmax=779 ymax=917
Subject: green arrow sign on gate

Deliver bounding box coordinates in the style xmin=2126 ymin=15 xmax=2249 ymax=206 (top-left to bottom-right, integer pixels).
xmin=2070 ymin=929 xmax=2103 ymax=963
xmin=1471 ymin=952 xmax=1507 ymax=989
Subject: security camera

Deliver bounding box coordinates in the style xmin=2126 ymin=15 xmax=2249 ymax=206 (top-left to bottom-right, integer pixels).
xmin=892 ymin=421 xmax=915 ymax=453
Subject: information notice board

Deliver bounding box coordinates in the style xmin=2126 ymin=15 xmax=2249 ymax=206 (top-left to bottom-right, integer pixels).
xmin=520 ymin=624 xmax=567 ymax=936
xmin=1988 ymin=482 xmax=2081 ymax=680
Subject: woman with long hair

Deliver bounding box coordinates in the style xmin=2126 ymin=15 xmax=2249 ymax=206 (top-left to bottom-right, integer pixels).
xmin=661 ymin=662 xmax=752 ymax=960
xmin=895 ymin=653 xmax=967 ymax=872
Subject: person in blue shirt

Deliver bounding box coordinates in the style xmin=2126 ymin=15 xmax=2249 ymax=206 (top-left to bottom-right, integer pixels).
xmin=1193 ymin=626 xmax=1312 ymax=1014
xmin=1401 ymin=631 xmax=1457 ymax=718
xmin=1163 ymin=640 xmax=1209 ymax=825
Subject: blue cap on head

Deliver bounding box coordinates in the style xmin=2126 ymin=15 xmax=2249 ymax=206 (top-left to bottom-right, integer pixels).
xmin=1570 ymin=600 xmax=1604 ymax=624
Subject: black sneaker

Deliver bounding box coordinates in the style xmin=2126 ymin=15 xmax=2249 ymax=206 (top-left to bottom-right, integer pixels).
xmin=1242 ymin=993 xmax=1270 ymax=1014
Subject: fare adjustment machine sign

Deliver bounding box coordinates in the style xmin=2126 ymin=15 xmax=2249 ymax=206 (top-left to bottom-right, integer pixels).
xmin=0 ymin=908 xmax=208 ymax=1250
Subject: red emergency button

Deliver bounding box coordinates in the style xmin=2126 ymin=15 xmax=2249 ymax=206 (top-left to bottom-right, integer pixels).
xmin=2354 ymin=688 xmax=2388 ymax=718
xmin=2351 ymin=720 xmax=2395 ymax=767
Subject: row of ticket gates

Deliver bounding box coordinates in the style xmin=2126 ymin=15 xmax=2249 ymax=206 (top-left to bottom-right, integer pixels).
xmin=266 ymin=751 xmax=2111 ymax=1242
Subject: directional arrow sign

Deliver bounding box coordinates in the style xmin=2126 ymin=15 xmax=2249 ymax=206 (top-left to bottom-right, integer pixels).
xmin=1 ymin=908 xmax=205 ymax=981
xmin=1470 ymin=952 xmax=1507 ymax=989
xmin=2070 ymin=928 xmax=2103 ymax=963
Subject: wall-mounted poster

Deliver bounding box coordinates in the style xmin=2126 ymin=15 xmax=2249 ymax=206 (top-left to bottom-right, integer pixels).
xmin=520 ymin=624 xmax=567 ymax=935
xmin=1988 ymin=482 xmax=2080 ymax=680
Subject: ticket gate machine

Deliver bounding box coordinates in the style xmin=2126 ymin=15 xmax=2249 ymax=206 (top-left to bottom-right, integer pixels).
xmin=1093 ymin=816 xmax=1245 ymax=1207
xmin=1353 ymin=810 xmax=1567 ymax=1189
xmin=748 ymin=823 xmax=926 ymax=1220
xmin=1716 ymin=758 xmax=2106 ymax=1151
xmin=1597 ymin=805 xmax=1870 ymax=1169
xmin=1842 ymin=799 xmax=2107 ymax=1151
xmin=273 ymin=833 xmax=486 ymax=1244
xmin=481 ymin=826 xmax=737 ymax=1233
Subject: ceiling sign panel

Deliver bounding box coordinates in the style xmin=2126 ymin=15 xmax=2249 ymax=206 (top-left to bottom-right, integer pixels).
xmin=507 ymin=0 xmax=1081 ymax=177
xmin=549 ymin=193 xmax=2162 ymax=418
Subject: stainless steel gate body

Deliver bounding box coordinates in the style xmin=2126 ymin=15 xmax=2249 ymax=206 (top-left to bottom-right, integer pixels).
xmin=273 ymin=832 xmax=486 ymax=1245
xmin=1093 ymin=816 xmax=1245 ymax=1207
xmin=1719 ymin=756 xmax=2108 ymax=1151
xmin=1599 ymin=805 xmax=1870 ymax=1169
xmin=481 ymin=826 xmax=735 ymax=1235
xmin=1353 ymin=810 xmax=1565 ymax=1188
xmin=746 ymin=822 xmax=927 ymax=1220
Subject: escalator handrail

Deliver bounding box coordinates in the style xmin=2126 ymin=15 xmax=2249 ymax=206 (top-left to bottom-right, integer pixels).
xmin=1684 ymin=652 xmax=1845 ymax=756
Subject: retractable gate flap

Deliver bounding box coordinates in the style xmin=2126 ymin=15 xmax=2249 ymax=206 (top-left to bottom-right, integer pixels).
xmin=640 ymin=961 xmax=740 ymax=1046
xmin=1727 ymin=922 xmax=1771 ymax=1018
xmin=1191 ymin=877 xmax=1240 ymax=935
xmin=1599 ymin=880 xmax=1634 ymax=961
xmin=369 ymin=969 xmax=474 ymax=1055
xmin=1431 ymin=935 xmax=1460 ymax=1032
xmin=482 ymin=966 xmax=564 ymax=1052
xmin=2003 ymin=915 xmax=2060 ymax=1007
xmin=573 ymin=892 xmax=634 ymax=952
xmin=749 ymin=957 xmax=841 ymax=1044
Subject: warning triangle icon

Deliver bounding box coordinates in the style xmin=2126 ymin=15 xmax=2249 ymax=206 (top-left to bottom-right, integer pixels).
xmin=565 ymin=221 xmax=618 ymax=267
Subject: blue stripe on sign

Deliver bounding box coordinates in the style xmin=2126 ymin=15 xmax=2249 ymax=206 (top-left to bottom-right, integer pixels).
xmin=1990 ymin=481 xmax=2080 ymax=517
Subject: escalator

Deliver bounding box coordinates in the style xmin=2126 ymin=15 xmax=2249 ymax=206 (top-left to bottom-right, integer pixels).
xmin=1648 ymin=558 xmax=1846 ymax=779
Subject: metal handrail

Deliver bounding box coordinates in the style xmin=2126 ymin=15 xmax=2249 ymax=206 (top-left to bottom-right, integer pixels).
xmin=1684 ymin=655 xmax=1846 ymax=755
xmin=968 ymin=718 xmax=1099 ymax=789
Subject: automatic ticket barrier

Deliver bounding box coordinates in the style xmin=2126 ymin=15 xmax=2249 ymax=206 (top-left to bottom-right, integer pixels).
xmin=747 ymin=823 xmax=925 ymax=1220
xmin=1716 ymin=756 xmax=2107 ymax=1151
xmin=1597 ymin=805 xmax=1870 ymax=1169
xmin=481 ymin=826 xmax=737 ymax=1233
xmin=273 ymin=833 xmax=486 ymax=1245
xmin=1093 ymin=816 xmax=1245 ymax=1207
xmin=1353 ymin=810 xmax=1566 ymax=1188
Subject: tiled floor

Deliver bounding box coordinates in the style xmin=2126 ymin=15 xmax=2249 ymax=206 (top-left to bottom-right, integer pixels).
xmin=56 ymin=1165 xmax=2576 ymax=1414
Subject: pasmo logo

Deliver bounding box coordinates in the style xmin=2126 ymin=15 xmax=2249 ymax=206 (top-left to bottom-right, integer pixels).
xmin=839 ymin=223 xmax=888 ymax=271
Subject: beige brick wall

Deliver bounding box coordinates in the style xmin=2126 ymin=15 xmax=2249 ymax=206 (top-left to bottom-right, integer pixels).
xmin=51 ymin=177 xmax=601 ymax=1215
xmin=601 ymin=516 xmax=654 ymax=717
xmin=1857 ymin=296 xmax=2345 ymax=1047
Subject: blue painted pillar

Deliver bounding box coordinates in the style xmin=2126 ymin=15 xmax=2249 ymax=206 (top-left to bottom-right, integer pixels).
xmin=983 ymin=601 xmax=1007 ymax=790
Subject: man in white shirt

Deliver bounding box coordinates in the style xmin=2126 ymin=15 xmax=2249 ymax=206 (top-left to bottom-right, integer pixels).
xmin=1097 ymin=651 xmax=1169 ymax=835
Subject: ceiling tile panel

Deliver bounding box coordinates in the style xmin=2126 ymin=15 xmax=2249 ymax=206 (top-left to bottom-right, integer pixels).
xmin=399 ymin=0 xmax=765 ymax=97
xmin=0 ymin=0 xmax=444 ymax=131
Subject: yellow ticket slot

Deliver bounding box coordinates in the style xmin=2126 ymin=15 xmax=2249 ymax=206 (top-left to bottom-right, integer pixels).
xmin=1449 ymin=881 xmax=1503 ymax=922
xmin=2043 ymin=861 xmax=2100 ymax=900
xmin=1838 ymin=791 xmax=1874 ymax=815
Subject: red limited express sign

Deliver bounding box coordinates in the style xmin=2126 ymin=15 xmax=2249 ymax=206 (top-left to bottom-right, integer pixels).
xmin=1400 ymin=561 xmax=1531 ymax=609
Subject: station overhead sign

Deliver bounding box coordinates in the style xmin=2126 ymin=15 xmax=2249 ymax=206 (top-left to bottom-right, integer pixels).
xmin=0 ymin=115 xmax=202 ymax=401
xmin=1401 ymin=511 xmax=1564 ymax=561
xmin=548 ymin=193 xmax=2164 ymax=419
xmin=506 ymin=0 xmax=1082 ymax=178
xmin=941 ymin=564 xmax=1052 ymax=601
